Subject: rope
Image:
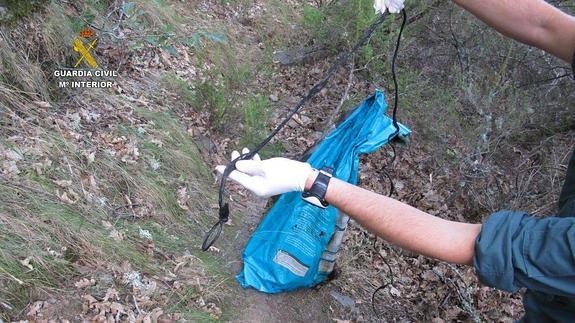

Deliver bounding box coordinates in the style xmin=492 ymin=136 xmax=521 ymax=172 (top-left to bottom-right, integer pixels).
xmin=202 ymin=10 xmax=406 ymax=253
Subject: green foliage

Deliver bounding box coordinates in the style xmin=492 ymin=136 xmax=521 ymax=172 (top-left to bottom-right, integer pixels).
xmin=183 ymin=31 xmax=228 ymax=47
xmin=301 ymin=0 xmax=404 ymax=77
xmin=0 ymin=0 xmax=49 ymax=23
xmin=223 ymin=60 xmax=252 ymax=90
xmin=161 ymin=73 xmax=195 ymax=108
xmin=302 ymin=3 xmax=324 ymax=29
xmin=239 ymin=95 xmax=285 ymax=158
xmin=189 ymin=44 xmax=254 ymax=128
xmin=243 ymin=95 xmax=268 ymax=130
xmin=193 ymin=80 xmax=228 ymax=126
xmin=135 ymin=108 xmax=213 ymax=180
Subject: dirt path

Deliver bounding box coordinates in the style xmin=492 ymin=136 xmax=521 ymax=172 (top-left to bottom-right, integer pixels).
xmin=216 ymin=198 xmax=340 ymax=323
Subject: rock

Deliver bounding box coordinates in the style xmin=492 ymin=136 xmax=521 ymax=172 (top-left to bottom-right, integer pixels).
xmin=330 ymin=290 xmax=356 ymax=309
xmin=299 ymin=114 xmax=312 ymax=124
xmin=269 ymin=94 xmax=278 ymax=102
xmin=287 ymin=119 xmax=299 ymax=128
xmin=196 ymin=134 xmax=216 ymax=153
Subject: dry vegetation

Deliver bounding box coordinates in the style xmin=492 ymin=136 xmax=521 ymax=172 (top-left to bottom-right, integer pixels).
xmin=0 ymin=0 xmax=574 ymax=322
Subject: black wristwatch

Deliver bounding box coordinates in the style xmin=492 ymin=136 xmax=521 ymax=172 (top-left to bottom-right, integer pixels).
xmin=302 ymin=167 xmax=334 ymax=208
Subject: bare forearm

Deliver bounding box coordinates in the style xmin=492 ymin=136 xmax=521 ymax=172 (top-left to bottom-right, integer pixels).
xmin=306 ymin=174 xmax=481 ymax=265
xmin=454 ymin=0 xmax=575 ymax=62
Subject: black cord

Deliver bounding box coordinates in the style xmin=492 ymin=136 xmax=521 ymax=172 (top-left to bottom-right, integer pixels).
xmin=371 ymin=237 xmax=396 ymax=316
xmin=203 ymin=10 xmax=407 ymax=255
xmin=372 ymin=8 xmax=407 ymax=316
xmin=387 ymin=9 xmax=408 ymax=142
xmin=202 ymin=12 xmax=393 ymax=251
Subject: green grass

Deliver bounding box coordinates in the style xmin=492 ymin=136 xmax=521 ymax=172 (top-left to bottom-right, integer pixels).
xmin=136 ymin=108 xmax=213 ymax=178
xmin=162 ymin=73 xmax=196 ymax=109
xmin=0 ymin=107 xmax=221 ymax=319
xmin=0 ymin=0 xmax=238 ymax=320
xmin=238 ymin=94 xmax=286 ymax=158
xmin=0 ymin=0 xmax=49 ymax=23
xmin=191 ymin=43 xmax=255 ymax=129
xmin=193 ymin=80 xmax=229 ymax=127
xmin=302 ymin=3 xmax=324 ymax=30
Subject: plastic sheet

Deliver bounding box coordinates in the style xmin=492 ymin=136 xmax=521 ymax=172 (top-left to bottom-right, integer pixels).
xmin=237 ymin=91 xmax=411 ymax=293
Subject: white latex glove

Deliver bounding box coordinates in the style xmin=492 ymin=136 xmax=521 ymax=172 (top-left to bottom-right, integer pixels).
xmin=374 ymin=0 xmax=404 ymax=14
xmin=215 ymin=148 xmax=313 ymax=198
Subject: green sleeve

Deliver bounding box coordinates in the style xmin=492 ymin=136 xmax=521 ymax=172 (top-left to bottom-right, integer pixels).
xmin=473 ymin=210 xmax=575 ymax=297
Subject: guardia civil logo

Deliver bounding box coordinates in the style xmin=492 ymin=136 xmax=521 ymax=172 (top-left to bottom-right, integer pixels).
xmin=53 ymin=26 xmax=117 ymax=89
xmin=73 ymin=27 xmax=98 ymax=68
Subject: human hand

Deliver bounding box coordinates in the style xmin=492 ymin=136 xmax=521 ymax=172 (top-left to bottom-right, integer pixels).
xmin=215 ymin=148 xmax=314 ymax=198
xmin=374 ymin=0 xmax=404 ymax=14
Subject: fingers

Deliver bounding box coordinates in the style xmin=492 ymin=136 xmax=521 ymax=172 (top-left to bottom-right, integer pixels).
xmin=231 ymin=148 xmax=261 ymax=162
xmin=216 ymin=165 xmax=258 ymax=191
xmin=236 ymin=160 xmax=265 ymax=176
xmin=219 ymin=147 xmax=264 ymax=183
xmin=384 ymin=0 xmax=403 ymax=13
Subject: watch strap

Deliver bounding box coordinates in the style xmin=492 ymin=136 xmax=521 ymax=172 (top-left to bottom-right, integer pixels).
xmin=302 ymin=167 xmax=333 ymax=208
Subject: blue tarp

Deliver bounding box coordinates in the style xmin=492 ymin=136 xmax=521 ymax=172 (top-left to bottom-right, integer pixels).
xmin=237 ymin=90 xmax=411 ymax=293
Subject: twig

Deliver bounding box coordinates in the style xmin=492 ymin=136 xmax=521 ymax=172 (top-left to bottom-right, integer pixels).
xmin=448 ymin=9 xmax=465 ymax=75
xmin=433 ymin=266 xmax=481 ymax=323
xmin=353 ymin=53 xmax=385 ymax=73
xmin=111 ymin=203 xmax=142 ymax=219
xmin=64 ymin=156 xmax=87 ymax=199
xmin=132 ymin=293 xmax=142 ymax=315
xmin=1 ymin=301 xmax=13 ymax=310
xmin=516 ymin=73 xmax=572 ymax=88
xmin=325 ymin=61 xmax=355 ymax=128
xmin=0 ymin=265 xmax=24 ymax=285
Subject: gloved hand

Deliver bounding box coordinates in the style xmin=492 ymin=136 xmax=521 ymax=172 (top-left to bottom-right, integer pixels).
xmin=374 ymin=0 xmax=404 ymax=14
xmin=215 ymin=148 xmax=314 ymax=198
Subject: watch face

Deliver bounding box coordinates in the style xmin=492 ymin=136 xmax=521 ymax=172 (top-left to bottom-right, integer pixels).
xmin=316 ymin=181 xmax=328 ymax=190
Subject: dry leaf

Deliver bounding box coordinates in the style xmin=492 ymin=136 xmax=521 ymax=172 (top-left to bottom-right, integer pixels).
xmin=2 ymin=160 xmax=20 ymax=175
xmin=109 ymin=302 xmax=125 ymax=315
xmin=20 ymin=256 xmax=34 ymax=271
xmin=82 ymin=294 xmax=98 ymax=305
xmin=177 ymin=186 xmax=189 ymax=210
xmin=150 ymin=138 xmax=163 ymax=147
xmin=4 ymin=149 xmax=22 ymax=161
xmin=146 ymin=240 xmax=154 ymax=257
xmin=74 ymin=278 xmax=96 ymax=289
xmin=33 ymin=101 xmax=51 ymax=109
xmin=389 ymin=286 xmax=402 ymax=297
xmin=54 ymin=180 xmax=73 ymax=188
xmin=103 ymin=288 xmax=119 ymax=302
xmin=110 ymin=228 xmax=124 ymax=241
xmin=85 ymin=151 xmax=96 ymax=164
xmin=26 ymin=301 xmax=45 ymax=319
xmin=59 ymin=190 xmax=79 ymax=204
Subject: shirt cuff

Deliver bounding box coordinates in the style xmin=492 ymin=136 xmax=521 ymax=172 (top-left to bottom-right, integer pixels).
xmin=473 ymin=210 xmax=528 ymax=292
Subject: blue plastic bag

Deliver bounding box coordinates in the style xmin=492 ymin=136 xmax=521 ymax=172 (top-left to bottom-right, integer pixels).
xmin=237 ymin=90 xmax=411 ymax=293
